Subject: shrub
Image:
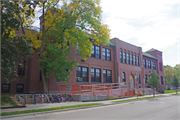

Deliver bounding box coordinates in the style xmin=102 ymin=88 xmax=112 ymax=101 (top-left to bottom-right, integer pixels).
xmin=157 ymin=86 xmax=164 ymax=93
xmin=166 ymin=87 xmax=170 ymax=90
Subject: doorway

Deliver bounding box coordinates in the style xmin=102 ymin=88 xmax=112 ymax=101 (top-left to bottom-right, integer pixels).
xmin=129 ymin=74 xmax=134 ymax=89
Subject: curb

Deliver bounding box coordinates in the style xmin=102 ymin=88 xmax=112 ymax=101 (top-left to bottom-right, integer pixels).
xmin=1 ymin=106 xmax=26 ymax=109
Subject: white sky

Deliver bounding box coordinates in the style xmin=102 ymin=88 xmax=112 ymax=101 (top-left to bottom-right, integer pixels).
xmin=100 ymin=0 xmax=180 ymax=67
xmin=33 ymin=0 xmax=180 ymax=67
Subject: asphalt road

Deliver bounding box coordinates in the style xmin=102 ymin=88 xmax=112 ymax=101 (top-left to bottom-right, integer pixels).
xmin=3 ymin=95 xmax=180 ymax=120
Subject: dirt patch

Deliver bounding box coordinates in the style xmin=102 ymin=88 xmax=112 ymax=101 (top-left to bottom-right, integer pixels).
xmin=1 ymin=103 xmax=13 ymax=107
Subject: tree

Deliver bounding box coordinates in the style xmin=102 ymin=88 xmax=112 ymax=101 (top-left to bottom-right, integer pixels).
xmin=1 ymin=0 xmax=40 ymax=82
xmin=147 ymin=68 xmax=160 ymax=97
xmin=163 ymin=65 xmax=174 ymax=85
xmin=174 ymin=64 xmax=180 ymax=80
xmin=172 ymin=75 xmax=180 ymax=94
xmin=26 ymin=0 xmax=111 ymax=93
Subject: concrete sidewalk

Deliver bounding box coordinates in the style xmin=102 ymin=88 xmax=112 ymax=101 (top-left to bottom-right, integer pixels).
xmin=1 ymin=93 xmax=179 ymax=113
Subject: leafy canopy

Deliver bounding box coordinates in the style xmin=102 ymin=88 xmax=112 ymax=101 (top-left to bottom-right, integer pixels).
xmin=29 ymin=0 xmax=111 ymax=82
xmin=1 ymin=0 xmax=40 ymax=82
xmin=147 ymin=68 xmax=160 ymax=88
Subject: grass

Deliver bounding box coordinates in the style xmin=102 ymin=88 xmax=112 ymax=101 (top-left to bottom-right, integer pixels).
xmin=108 ymin=97 xmax=118 ymax=99
xmin=1 ymin=96 xmax=18 ymax=107
xmin=164 ymin=90 xmax=179 ymax=94
xmin=113 ymin=96 xmax=161 ymax=103
xmin=1 ymin=103 xmax=102 ymax=116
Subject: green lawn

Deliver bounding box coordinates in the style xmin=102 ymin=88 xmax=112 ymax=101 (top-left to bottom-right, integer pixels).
xmin=1 ymin=96 xmax=18 ymax=107
xmin=164 ymin=90 xmax=179 ymax=94
xmin=1 ymin=103 xmax=102 ymax=116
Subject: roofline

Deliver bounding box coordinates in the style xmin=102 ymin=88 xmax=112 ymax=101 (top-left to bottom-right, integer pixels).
xmin=143 ymin=55 xmax=158 ymax=60
xmin=110 ymin=37 xmax=141 ymax=48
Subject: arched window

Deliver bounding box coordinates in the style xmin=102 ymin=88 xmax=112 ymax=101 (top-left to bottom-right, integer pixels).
xmin=122 ymin=72 xmax=126 ymax=82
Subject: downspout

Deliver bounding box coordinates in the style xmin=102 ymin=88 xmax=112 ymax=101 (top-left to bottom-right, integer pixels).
xmin=26 ymin=57 xmax=29 ymax=93
xmin=114 ymin=46 xmax=117 ymax=83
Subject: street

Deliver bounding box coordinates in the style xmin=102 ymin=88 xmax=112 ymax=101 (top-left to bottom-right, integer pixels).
xmin=2 ymin=95 xmax=180 ymax=120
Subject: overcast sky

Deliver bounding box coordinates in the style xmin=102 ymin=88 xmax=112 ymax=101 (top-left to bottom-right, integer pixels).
xmin=33 ymin=0 xmax=180 ymax=67
xmin=100 ymin=0 xmax=180 ymax=67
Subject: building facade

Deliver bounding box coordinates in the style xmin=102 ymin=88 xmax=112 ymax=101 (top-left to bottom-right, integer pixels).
xmin=1 ymin=37 xmax=165 ymax=94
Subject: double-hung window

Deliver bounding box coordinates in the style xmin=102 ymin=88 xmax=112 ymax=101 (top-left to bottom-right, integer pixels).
xmin=127 ymin=53 xmax=130 ymax=64
xmin=133 ymin=55 xmax=136 ymax=65
xmin=103 ymin=48 xmax=111 ymax=61
xmin=130 ymin=54 xmax=133 ymax=65
xmin=120 ymin=51 xmax=123 ymax=63
xmin=137 ymin=74 xmax=141 ymax=83
xmin=137 ymin=56 xmax=140 ymax=66
xmin=161 ymin=76 xmax=164 ymax=84
xmin=103 ymin=70 xmax=112 ymax=83
xmin=122 ymin=72 xmax=126 ymax=82
xmin=76 ymin=66 xmax=88 ymax=82
xmin=18 ymin=61 xmax=25 ymax=76
xmin=143 ymin=59 xmax=146 ymax=68
xmin=91 ymin=68 xmax=101 ymax=82
xmin=92 ymin=45 xmax=100 ymax=59
xmin=145 ymin=74 xmax=147 ymax=83
xmin=152 ymin=61 xmax=156 ymax=70
xmin=123 ymin=52 xmax=126 ymax=63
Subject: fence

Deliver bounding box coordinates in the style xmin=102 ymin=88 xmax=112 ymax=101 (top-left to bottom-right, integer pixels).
xmin=58 ymin=83 xmax=142 ymax=101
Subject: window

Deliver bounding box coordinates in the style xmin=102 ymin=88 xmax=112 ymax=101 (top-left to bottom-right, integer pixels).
xmin=103 ymin=69 xmax=112 ymax=83
xmin=2 ymin=84 xmax=10 ymax=93
xmin=133 ymin=55 xmax=136 ymax=65
xmin=120 ymin=51 xmax=123 ymax=63
xmin=16 ymin=84 xmax=24 ymax=93
xmin=18 ymin=61 xmax=25 ymax=76
xmin=123 ymin=52 xmax=126 ymax=63
xmin=92 ymin=45 xmax=100 ymax=59
xmin=161 ymin=76 xmax=164 ymax=85
xmin=103 ymin=48 xmax=111 ymax=61
xmin=145 ymin=74 xmax=147 ymax=83
xmin=91 ymin=68 xmax=101 ymax=82
xmin=76 ymin=66 xmax=88 ymax=82
xmin=130 ymin=54 xmax=133 ymax=65
xmin=127 ymin=53 xmax=130 ymax=64
xmin=76 ymin=43 xmax=81 ymax=55
xmin=137 ymin=74 xmax=141 ymax=83
xmin=148 ymin=75 xmax=151 ymax=78
xmin=152 ymin=61 xmax=156 ymax=70
xmin=137 ymin=56 xmax=140 ymax=66
xmin=122 ymin=72 xmax=126 ymax=82
xmin=159 ymin=63 xmax=162 ymax=71
xmin=143 ymin=59 xmax=146 ymax=68
xmin=147 ymin=60 xmax=151 ymax=69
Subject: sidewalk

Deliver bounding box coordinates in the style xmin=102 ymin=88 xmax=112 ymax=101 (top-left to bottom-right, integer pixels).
xmin=1 ymin=93 xmax=179 ymax=113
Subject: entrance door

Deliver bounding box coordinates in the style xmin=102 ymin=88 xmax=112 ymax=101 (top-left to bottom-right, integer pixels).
xmin=130 ymin=75 xmax=134 ymax=89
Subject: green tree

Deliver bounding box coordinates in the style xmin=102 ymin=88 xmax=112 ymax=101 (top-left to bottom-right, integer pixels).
xmin=174 ymin=64 xmax=180 ymax=80
xmin=163 ymin=65 xmax=174 ymax=85
xmin=172 ymin=75 xmax=180 ymax=94
xmin=26 ymin=0 xmax=111 ymax=93
xmin=1 ymin=0 xmax=40 ymax=82
xmin=147 ymin=68 xmax=160 ymax=97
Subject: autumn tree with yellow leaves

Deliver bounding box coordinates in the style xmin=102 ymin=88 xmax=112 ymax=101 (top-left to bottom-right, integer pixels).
xmin=32 ymin=0 xmax=111 ymax=93
xmin=2 ymin=0 xmax=111 ymax=93
xmin=1 ymin=0 xmax=40 ymax=82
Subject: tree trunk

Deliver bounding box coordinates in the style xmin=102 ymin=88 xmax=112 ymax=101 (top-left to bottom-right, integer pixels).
xmin=153 ymin=87 xmax=155 ymax=97
xmin=41 ymin=71 xmax=48 ymax=94
xmin=176 ymin=87 xmax=177 ymax=94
